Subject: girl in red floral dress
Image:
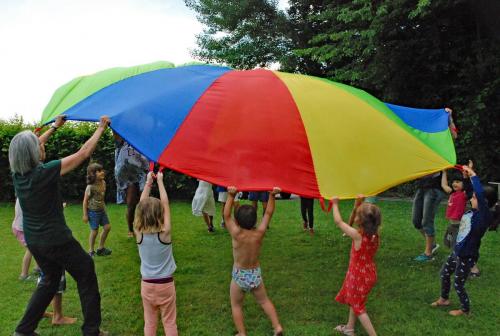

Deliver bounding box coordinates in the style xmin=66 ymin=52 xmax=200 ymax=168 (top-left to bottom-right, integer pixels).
xmin=332 ymin=195 xmax=381 ymax=336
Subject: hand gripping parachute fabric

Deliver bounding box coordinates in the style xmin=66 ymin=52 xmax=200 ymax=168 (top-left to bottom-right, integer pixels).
xmin=41 ymin=62 xmax=456 ymax=199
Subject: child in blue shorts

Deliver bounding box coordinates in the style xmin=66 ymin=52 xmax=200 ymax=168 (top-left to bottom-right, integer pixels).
xmin=83 ymin=163 xmax=112 ymax=257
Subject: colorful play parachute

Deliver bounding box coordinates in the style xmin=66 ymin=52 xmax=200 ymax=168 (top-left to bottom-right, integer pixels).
xmin=41 ymin=62 xmax=456 ymax=199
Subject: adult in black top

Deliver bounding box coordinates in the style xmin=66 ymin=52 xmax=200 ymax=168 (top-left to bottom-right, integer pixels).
xmin=9 ymin=116 xmax=110 ymax=336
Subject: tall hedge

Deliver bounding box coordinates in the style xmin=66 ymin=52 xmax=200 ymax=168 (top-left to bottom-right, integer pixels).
xmin=0 ymin=118 xmax=198 ymax=202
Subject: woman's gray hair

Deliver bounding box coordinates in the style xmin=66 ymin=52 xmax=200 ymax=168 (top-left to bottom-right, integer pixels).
xmin=9 ymin=130 xmax=40 ymax=175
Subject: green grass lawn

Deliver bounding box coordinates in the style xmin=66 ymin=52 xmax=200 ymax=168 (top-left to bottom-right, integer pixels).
xmin=1 ymin=198 xmax=499 ymax=335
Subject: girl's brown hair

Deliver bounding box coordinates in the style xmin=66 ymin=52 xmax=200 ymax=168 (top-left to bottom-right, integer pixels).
xmin=355 ymin=203 xmax=381 ymax=236
xmin=134 ymin=197 xmax=164 ymax=233
xmin=86 ymin=163 xmax=103 ymax=185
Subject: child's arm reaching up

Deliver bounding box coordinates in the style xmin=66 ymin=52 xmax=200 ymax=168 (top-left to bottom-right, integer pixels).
xmin=156 ymin=171 xmax=171 ymax=235
xmin=332 ymin=197 xmax=362 ymax=243
xmin=224 ymin=186 xmax=240 ymax=236
xmin=258 ymin=187 xmax=280 ymax=233
xmin=441 ymin=170 xmax=452 ymax=194
xmin=140 ymin=172 xmax=154 ymax=202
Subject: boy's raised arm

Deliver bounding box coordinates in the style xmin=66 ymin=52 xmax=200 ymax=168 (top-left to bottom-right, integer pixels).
xmin=140 ymin=172 xmax=154 ymax=202
xmin=258 ymin=187 xmax=280 ymax=232
xmin=156 ymin=171 xmax=171 ymax=233
xmin=224 ymin=186 xmax=239 ymax=235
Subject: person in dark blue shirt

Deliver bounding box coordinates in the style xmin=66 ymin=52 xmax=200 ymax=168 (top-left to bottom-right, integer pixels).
xmin=430 ymin=166 xmax=498 ymax=316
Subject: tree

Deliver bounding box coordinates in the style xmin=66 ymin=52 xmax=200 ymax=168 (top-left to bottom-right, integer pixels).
xmin=185 ymin=0 xmax=290 ymax=69
xmin=186 ymin=0 xmax=500 ymax=181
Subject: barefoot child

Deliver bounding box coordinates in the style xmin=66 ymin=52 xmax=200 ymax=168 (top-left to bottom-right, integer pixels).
xmin=332 ymin=195 xmax=381 ymax=336
xmin=431 ymin=166 xmax=498 ymax=316
xmin=134 ymin=171 xmax=177 ymax=336
xmin=38 ymin=271 xmax=77 ymax=325
xmin=83 ymin=163 xmax=112 ymax=257
xmin=224 ymin=186 xmax=283 ymax=336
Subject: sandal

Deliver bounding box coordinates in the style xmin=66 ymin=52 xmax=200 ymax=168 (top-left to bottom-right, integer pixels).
xmin=335 ymin=325 xmax=355 ymax=336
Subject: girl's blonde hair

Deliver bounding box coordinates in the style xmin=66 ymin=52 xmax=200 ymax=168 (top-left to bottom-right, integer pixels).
xmin=86 ymin=163 xmax=103 ymax=185
xmin=355 ymin=203 xmax=381 ymax=236
xmin=134 ymin=197 xmax=164 ymax=233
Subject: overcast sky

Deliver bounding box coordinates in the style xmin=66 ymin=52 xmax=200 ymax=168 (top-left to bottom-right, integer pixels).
xmin=0 ymin=0 xmax=288 ymax=123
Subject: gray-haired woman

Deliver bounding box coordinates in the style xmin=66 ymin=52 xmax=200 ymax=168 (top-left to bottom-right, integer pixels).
xmin=9 ymin=116 xmax=110 ymax=336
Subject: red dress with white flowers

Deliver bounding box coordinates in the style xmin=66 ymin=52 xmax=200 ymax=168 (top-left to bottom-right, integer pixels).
xmin=335 ymin=234 xmax=379 ymax=315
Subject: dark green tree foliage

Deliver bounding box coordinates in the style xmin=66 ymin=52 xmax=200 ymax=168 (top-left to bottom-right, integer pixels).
xmin=185 ymin=0 xmax=291 ymax=68
xmin=0 ymin=119 xmax=198 ymax=201
xmin=186 ymin=0 xmax=500 ymax=181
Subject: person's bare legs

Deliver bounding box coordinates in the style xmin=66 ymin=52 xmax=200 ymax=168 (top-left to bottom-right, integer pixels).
xmin=346 ymin=307 xmax=357 ymax=330
xmin=358 ymin=312 xmax=377 ymax=336
xmin=51 ymin=294 xmax=77 ymax=325
xmin=230 ymin=280 xmax=246 ymax=336
xmin=89 ymin=229 xmax=98 ymax=253
xmin=126 ymin=184 xmax=139 ymax=237
xmin=98 ymin=224 xmax=111 ymax=249
xmin=21 ymin=249 xmax=33 ymax=278
xmin=424 ymin=235 xmax=435 ymax=256
xmin=202 ymin=212 xmax=214 ymax=231
xmin=252 ymin=282 xmax=282 ymax=334
xmin=220 ymin=203 xmax=226 ymax=227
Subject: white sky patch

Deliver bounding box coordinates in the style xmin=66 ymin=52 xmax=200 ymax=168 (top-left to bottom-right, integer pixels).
xmin=277 ymin=0 xmax=289 ymax=10
xmin=0 ymin=0 xmax=202 ymax=122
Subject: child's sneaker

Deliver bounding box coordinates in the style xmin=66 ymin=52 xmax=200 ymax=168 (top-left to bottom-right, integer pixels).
xmin=303 ymin=222 xmax=308 ymax=231
xmin=96 ymin=248 xmax=112 ymax=256
xmin=414 ymin=254 xmax=434 ymax=262
xmin=18 ymin=274 xmax=32 ymax=281
xmin=89 ymin=251 xmax=95 ymax=257
xmin=208 ymin=225 xmax=215 ymax=233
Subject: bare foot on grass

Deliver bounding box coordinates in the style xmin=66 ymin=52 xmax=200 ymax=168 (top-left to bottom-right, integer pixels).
xmin=449 ymin=309 xmax=468 ymax=316
xmin=430 ymin=298 xmax=450 ymax=307
xmin=52 ymin=316 xmax=77 ymax=325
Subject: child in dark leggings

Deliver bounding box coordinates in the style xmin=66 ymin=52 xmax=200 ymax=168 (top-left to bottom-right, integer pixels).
xmin=300 ymin=197 xmax=314 ymax=234
xmin=431 ymin=166 xmax=498 ymax=316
